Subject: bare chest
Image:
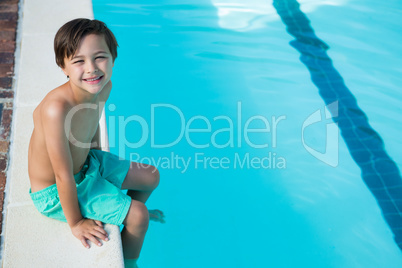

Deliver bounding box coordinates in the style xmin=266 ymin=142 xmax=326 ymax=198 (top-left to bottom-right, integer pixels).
xmin=68 ymin=102 xmax=105 ymax=148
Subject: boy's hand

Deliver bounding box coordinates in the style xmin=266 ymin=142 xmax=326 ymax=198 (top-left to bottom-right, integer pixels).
xmin=70 ymin=218 xmax=109 ymax=249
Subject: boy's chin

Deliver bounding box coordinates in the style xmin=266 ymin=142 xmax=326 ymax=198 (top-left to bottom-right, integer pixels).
xmin=76 ymin=83 xmax=104 ymax=95
xmin=85 ymin=86 xmax=105 ymax=95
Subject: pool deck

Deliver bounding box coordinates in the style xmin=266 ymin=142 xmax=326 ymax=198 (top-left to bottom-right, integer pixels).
xmin=0 ymin=0 xmax=124 ymax=266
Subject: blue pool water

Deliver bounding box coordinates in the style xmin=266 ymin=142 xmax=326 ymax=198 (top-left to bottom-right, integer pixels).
xmin=93 ymin=0 xmax=402 ymax=267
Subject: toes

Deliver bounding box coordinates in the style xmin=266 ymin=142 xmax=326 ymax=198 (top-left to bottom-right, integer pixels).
xmin=148 ymin=209 xmax=166 ymax=223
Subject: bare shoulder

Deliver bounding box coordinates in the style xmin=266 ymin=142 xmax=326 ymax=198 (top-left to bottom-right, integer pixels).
xmin=41 ymin=96 xmax=70 ymax=119
xmin=34 ymin=84 xmax=73 ymax=121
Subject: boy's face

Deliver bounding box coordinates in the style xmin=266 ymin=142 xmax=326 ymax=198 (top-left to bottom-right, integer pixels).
xmin=62 ymin=34 xmax=114 ymax=96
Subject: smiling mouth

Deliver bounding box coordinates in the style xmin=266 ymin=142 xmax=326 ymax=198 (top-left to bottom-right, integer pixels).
xmin=83 ymin=76 xmax=103 ymax=83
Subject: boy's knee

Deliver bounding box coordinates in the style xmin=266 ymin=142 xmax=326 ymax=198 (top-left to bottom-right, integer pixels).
xmin=125 ymin=201 xmax=149 ymax=230
xmin=146 ymin=165 xmax=160 ymax=191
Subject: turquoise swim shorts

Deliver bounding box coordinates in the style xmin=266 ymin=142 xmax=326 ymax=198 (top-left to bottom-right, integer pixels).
xmin=29 ymin=149 xmax=132 ymax=226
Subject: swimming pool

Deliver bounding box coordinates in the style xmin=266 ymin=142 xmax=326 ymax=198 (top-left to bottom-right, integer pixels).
xmin=93 ymin=0 xmax=402 ymax=267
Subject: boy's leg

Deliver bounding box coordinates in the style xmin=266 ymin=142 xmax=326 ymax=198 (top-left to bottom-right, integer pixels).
xmin=120 ymin=162 xmax=164 ymax=260
xmin=121 ymin=162 xmax=160 ymax=203
xmin=121 ymin=199 xmax=149 ymax=259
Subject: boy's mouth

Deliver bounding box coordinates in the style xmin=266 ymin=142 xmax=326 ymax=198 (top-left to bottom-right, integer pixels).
xmin=83 ymin=76 xmax=103 ymax=84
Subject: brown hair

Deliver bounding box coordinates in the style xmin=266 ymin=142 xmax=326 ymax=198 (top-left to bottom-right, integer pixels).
xmin=54 ymin=18 xmax=118 ymax=68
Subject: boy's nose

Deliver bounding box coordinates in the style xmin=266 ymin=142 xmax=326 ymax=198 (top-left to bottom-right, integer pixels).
xmin=86 ymin=62 xmax=98 ymax=73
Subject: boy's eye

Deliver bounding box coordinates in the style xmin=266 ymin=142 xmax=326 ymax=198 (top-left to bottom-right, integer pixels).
xmin=95 ymin=56 xmax=105 ymax=60
xmin=73 ymin=60 xmax=84 ymax=64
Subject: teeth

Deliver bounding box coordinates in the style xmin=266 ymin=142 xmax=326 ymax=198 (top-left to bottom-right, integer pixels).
xmin=86 ymin=76 xmax=100 ymax=81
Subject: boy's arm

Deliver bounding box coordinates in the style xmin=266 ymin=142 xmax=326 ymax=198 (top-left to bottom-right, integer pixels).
xmin=90 ymin=124 xmax=102 ymax=151
xmin=41 ymin=101 xmax=108 ymax=248
xmin=42 ymin=101 xmax=81 ymax=225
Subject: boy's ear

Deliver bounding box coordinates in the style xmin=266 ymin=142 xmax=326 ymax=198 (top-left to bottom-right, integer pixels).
xmin=61 ymin=67 xmax=69 ymax=79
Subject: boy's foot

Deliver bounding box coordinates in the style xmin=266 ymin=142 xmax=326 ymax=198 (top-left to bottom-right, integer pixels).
xmin=148 ymin=209 xmax=165 ymax=223
xmin=124 ymin=258 xmax=139 ymax=268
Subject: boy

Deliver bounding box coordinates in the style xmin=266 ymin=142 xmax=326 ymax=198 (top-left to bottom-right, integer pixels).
xmin=28 ymin=18 xmax=164 ymax=268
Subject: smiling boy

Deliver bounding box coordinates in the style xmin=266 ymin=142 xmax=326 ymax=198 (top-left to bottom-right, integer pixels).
xmin=28 ymin=19 xmax=164 ymax=268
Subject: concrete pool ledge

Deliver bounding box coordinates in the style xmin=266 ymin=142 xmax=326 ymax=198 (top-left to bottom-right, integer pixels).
xmin=1 ymin=0 xmax=124 ymax=267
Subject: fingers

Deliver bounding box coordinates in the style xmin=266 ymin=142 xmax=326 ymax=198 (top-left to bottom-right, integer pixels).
xmin=74 ymin=219 xmax=110 ymax=248
xmin=80 ymin=235 xmax=101 ymax=248
xmin=80 ymin=233 xmax=107 ymax=249
xmin=93 ymin=221 xmax=108 ymax=241
xmin=92 ymin=229 xmax=109 ymax=242
xmin=86 ymin=234 xmax=102 ymax=247
xmin=81 ymin=238 xmax=90 ymax=249
xmin=94 ymin=225 xmax=107 ymax=235
xmin=94 ymin=220 xmax=103 ymax=227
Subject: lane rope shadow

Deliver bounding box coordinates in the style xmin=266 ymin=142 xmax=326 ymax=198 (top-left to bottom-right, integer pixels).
xmin=273 ymin=0 xmax=402 ymax=250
